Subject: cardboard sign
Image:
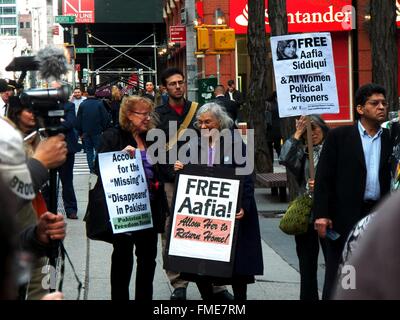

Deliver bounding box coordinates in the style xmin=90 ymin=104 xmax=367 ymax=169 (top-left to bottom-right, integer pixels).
xmin=271 ymin=32 xmax=339 ymax=117
xmin=166 ymin=165 xmax=242 ymax=278
xmin=98 ymin=150 xmax=152 ymax=234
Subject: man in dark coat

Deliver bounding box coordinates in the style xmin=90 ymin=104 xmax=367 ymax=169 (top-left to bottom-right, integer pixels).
xmin=313 ymin=83 xmax=392 ymax=299
xmin=225 ymin=79 xmax=243 ymax=111
xmin=76 ymin=87 xmax=110 ymax=173
xmin=214 ymin=85 xmax=238 ymax=122
xmin=57 ymin=101 xmax=80 ymax=219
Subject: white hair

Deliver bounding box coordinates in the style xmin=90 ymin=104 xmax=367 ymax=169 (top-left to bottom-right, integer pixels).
xmin=195 ymin=102 xmax=234 ymax=130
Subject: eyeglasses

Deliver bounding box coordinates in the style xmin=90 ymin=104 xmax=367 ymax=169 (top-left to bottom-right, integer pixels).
xmin=132 ymin=111 xmax=151 ymax=118
xmin=167 ymin=80 xmax=185 ymax=87
xmin=366 ymin=100 xmax=388 ymax=107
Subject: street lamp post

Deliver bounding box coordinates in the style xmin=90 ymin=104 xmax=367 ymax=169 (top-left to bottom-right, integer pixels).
xmin=185 ymin=0 xmax=198 ymax=102
xmin=215 ymin=8 xmax=225 ymax=84
xmin=70 ymin=26 xmax=76 ymax=88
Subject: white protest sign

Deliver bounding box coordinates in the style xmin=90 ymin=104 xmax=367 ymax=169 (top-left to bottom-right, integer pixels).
xmin=168 ymin=174 xmax=240 ymax=262
xmin=98 ymin=150 xmax=152 ymax=234
xmin=271 ymin=32 xmax=339 ymax=117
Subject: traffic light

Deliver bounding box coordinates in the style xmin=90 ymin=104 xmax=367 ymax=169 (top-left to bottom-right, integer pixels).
xmin=213 ymin=28 xmax=235 ymax=51
xmin=197 ymin=27 xmax=209 ymax=51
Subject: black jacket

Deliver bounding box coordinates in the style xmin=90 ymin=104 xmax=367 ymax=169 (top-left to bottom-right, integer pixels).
xmin=214 ymin=96 xmax=238 ymax=122
xmin=76 ymin=97 xmax=111 ymax=136
xmin=95 ymin=127 xmax=168 ymax=233
xmin=155 ymin=100 xmax=199 ymax=183
xmin=225 ymin=90 xmax=243 ymax=106
xmin=313 ymin=124 xmax=391 ymax=238
xmin=61 ymin=102 xmax=80 ymax=154
xmin=178 ymin=132 xmax=263 ymax=278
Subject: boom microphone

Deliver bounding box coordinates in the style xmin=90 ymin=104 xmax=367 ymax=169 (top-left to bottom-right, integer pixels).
xmin=36 ymin=46 xmax=70 ymax=81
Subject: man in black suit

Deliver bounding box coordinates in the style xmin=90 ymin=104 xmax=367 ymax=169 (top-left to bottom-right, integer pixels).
xmin=313 ymin=83 xmax=392 ymax=299
xmin=214 ymin=85 xmax=238 ymax=122
xmin=225 ymin=79 xmax=243 ymax=111
xmin=58 ymin=101 xmax=81 ymax=219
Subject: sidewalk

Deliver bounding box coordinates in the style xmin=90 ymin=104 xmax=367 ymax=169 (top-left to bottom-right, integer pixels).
xmin=61 ymin=161 xmax=300 ymax=300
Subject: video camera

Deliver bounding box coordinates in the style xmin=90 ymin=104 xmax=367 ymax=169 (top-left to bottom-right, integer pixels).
xmin=5 ymin=54 xmax=71 ymax=134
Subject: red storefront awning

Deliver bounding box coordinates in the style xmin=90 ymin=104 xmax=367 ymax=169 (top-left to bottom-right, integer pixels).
xmin=230 ymin=0 xmax=354 ymax=34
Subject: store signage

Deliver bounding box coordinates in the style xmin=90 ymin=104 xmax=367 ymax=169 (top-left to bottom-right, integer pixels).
xmin=170 ymin=25 xmax=186 ymax=42
xmin=397 ymin=0 xmax=400 ymax=27
xmin=62 ymin=0 xmax=95 ymax=23
xmin=229 ymin=0 xmax=353 ymax=34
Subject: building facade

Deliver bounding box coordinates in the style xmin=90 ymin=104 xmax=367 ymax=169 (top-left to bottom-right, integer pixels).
xmin=163 ymin=0 xmax=400 ymax=126
xmin=0 ymin=0 xmax=17 ymax=36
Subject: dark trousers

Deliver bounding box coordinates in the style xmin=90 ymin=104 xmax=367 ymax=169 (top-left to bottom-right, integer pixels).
xmin=295 ymin=225 xmax=327 ymax=300
xmin=267 ymin=138 xmax=282 ymax=163
xmin=83 ymin=134 xmax=101 ymax=173
xmin=57 ymin=153 xmax=77 ymax=215
xmin=322 ymin=237 xmax=346 ymax=300
xmin=322 ymin=203 xmax=376 ymax=300
xmin=195 ymin=279 xmax=247 ymax=302
xmin=111 ymin=230 xmax=158 ymax=300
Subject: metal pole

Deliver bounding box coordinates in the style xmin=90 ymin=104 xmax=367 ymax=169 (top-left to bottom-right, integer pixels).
xmin=215 ymin=10 xmax=220 ymax=84
xmin=86 ymin=32 xmax=90 ymax=86
xmin=71 ymin=26 xmax=76 ymax=88
xmin=153 ymin=26 xmax=158 ymax=86
xmin=185 ymin=0 xmax=198 ymax=102
xmin=216 ymin=54 xmax=220 ymax=84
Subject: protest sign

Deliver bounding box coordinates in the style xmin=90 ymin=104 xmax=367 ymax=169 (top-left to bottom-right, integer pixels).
xmin=271 ymin=32 xmax=339 ymax=117
xmin=167 ymin=165 xmax=241 ymax=277
xmin=98 ymin=150 xmax=152 ymax=234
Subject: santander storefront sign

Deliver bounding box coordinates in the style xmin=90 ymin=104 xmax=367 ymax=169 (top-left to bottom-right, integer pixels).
xmin=230 ymin=0 xmax=353 ymax=34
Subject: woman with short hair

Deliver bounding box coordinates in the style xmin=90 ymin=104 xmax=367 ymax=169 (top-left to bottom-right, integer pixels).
xmin=95 ymin=95 xmax=168 ymax=300
xmin=174 ymin=102 xmax=264 ymax=301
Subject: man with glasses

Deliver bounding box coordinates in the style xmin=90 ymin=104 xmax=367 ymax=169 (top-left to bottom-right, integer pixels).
xmin=313 ymin=83 xmax=392 ymax=299
xmin=155 ymin=67 xmax=233 ymax=301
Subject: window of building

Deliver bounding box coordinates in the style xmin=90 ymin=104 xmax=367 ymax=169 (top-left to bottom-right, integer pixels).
xmin=25 ymin=21 xmax=30 ymax=28
xmin=19 ymin=21 xmax=24 ymax=28
xmin=0 ymin=7 xmax=16 ymax=15
xmin=0 ymin=0 xmax=16 ymax=4
xmin=0 ymin=27 xmax=17 ymax=35
xmin=0 ymin=17 xmax=16 ymax=25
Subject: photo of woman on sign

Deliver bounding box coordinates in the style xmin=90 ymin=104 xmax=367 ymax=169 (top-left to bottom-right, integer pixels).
xmin=277 ymin=39 xmax=298 ymax=60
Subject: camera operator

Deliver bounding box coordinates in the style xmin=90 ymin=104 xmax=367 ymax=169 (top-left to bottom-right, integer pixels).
xmin=0 ymin=116 xmax=67 ymax=299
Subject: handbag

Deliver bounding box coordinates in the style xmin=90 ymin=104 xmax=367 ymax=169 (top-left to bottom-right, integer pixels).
xmin=83 ymin=178 xmax=113 ymax=243
xmin=279 ymin=193 xmax=313 ymax=235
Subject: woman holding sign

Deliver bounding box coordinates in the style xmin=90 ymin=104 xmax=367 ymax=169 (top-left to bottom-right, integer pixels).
xmin=174 ymin=102 xmax=263 ymax=301
xmin=94 ymin=95 xmax=168 ymax=300
xmin=279 ymin=115 xmax=328 ymax=300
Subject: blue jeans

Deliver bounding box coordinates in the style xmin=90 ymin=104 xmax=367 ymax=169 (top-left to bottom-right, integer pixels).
xmin=83 ymin=134 xmax=101 ymax=173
